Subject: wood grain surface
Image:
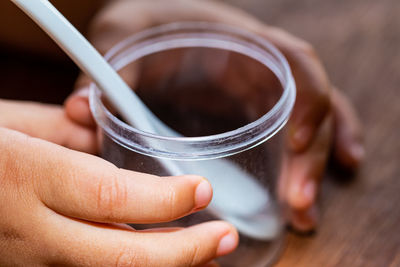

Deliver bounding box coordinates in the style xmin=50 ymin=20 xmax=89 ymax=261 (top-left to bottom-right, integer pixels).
xmin=221 ymin=0 xmax=400 ymax=266
xmin=1 ymin=0 xmax=399 ymax=266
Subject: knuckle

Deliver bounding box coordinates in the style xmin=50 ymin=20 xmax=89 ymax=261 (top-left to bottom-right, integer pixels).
xmin=0 ymin=131 xmax=32 ymax=189
xmin=298 ymin=41 xmax=316 ymax=57
xmin=290 ymin=41 xmax=319 ymax=70
xmin=311 ymin=88 xmax=332 ymax=119
xmin=114 ymin=246 xmax=148 ymax=267
xmin=161 ymin=184 xmax=179 ymax=219
xmin=290 ymin=39 xmax=316 ymax=59
xmin=96 ymin=170 xmax=128 ymax=219
xmin=185 ymin=243 xmax=203 ymax=267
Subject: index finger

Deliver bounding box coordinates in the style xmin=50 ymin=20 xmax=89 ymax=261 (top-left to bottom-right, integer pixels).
xmin=22 ymin=135 xmax=214 ymax=224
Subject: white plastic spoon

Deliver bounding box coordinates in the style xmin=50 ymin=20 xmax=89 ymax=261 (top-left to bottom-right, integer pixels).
xmin=11 ymin=0 xmax=280 ymax=240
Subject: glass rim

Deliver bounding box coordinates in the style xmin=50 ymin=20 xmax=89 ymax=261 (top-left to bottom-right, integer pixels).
xmin=89 ymin=22 xmax=296 ymax=158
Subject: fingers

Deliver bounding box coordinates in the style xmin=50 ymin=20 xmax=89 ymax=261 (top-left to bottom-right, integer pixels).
xmin=279 ymin=113 xmax=333 ymax=232
xmin=280 ymin=87 xmax=362 ymax=232
xmin=288 ymin=90 xmax=330 ymax=152
xmin=64 ymin=57 xmax=140 ymax=128
xmin=0 ymin=128 xmax=232 ymax=266
xmin=331 ymin=88 xmax=364 ymax=170
xmin=65 ymin=0 xmax=143 ymax=129
xmin=34 ymin=138 xmax=213 ymax=223
xmin=64 ymin=86 xmax=96 ymax=128
xmin=257 ymin=27 xmax=331 ymax=152
xmin=0 ymin=99 xmax=97 ymax=154
xmin=42 ymin=215 xmax=238 ymax=267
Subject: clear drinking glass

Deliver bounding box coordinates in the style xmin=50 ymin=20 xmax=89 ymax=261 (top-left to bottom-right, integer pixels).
xmin=90 ymin=22 xmax=296 ymax=267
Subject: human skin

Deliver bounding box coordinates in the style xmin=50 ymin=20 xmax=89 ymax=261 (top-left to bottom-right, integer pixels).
xmin=0 ymin=100 xmax=237 ymax=266
xmin=66 ymin=0 xmax=364 ymax=232
xmin=0 ymin=0 xmax=363 ymax=266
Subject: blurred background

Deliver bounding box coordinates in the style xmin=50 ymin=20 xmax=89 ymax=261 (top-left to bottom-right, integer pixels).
xmin=1 ymin=0 xmax=399 ymax=266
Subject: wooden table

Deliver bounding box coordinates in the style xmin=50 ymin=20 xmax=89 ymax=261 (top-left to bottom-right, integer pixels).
xmin=1 ymin=0 xmax=400 ymax=266
xmin=222 ymin=0 xmax=400 ymax=266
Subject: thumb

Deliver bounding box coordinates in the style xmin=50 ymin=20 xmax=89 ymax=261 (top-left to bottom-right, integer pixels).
xmin=64 ymin=74 xmax=96 ymax=128
xmin=65 ymin=58 xmax=140 ymax=129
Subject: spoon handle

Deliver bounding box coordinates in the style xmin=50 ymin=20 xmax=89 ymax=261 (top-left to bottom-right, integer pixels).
xmin=11 ymin=0 xmax=153 ymax=131
xmin=11 ymin=0 xmax=277 ymax=240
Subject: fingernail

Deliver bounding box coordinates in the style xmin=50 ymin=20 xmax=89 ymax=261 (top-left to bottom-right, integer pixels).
xmin=349 ymin=143 xmax=365 ymax=163
xmin=194 ymin=180 xmax=213 ymax=209
xmin=217 ymin=232 xmax=237 ymax=256
xmin=303 ymin=180 xmax=316 ymax=204
xmin=288 ymin=179 xmax=316 ymax=210
xmin=291 ymin=205 xmax=318 ymax=233
xmin=73 ymin=87 xmax=90 ymax=98
xmin=291 ymin=126 xmax=312 ymax=150
xmin=288 ymin=181 xmax=302 ymax=208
